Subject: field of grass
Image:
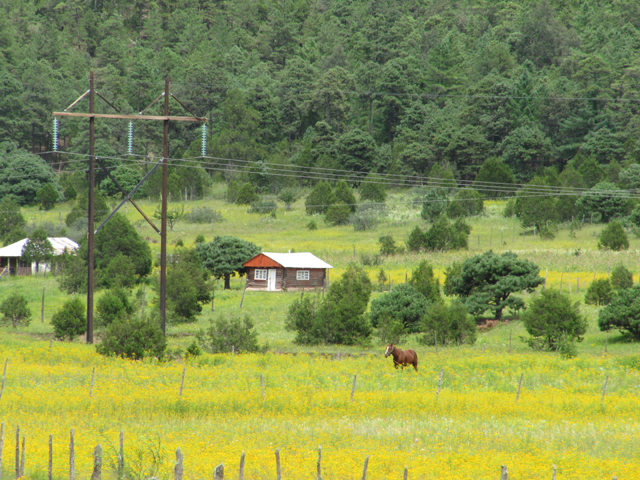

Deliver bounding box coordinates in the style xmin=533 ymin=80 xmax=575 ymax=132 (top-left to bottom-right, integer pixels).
xmin=1 ymin=187 xmax=639 ymax=478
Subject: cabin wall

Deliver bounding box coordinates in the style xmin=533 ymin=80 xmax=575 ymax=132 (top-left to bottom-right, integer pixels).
xmin=245 ymin=267 xmax=284 ymax=290
xmin=244 ymin=267 xmax=326 ymax=291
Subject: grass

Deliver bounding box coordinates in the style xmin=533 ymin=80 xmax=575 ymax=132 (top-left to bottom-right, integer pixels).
xmin=1 ymin=187 xmax=639 ymax=478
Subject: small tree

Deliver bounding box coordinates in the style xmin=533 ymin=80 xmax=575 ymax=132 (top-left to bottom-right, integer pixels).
xmin=36 ymin=183 xmax=58 ymax=210
xmin=96 ymin=318 xmax=166 ymax=359
xmin=446 ymin=188 xmax=484 ymax=218
xmin=236 ymin=183 xmax=260 ymax=205
xmin=419 ymin=300 xmax=477 ymax=346
xmin=420 ymin=188 xmax=448 ymax=221
xmin=359 ymin=173 xmax=386 ymax=203
xmin=305 ymin=181 xmax=335 ymax=215
xmin=63 ymin=184 xmax=77 ymax=201
xmin=598 ymin=285 xmax=640 ymax=339
xmin=375 ymin=315 xmax=406 ymax=345
xmin=21 ymin=228 xmax=54 ymax=274
xmin=369 ymin=284 xmax=429 ymax=333
xmin=522 ymin=289 xmax=587 ymax=356
xmin=474 ymin=157 xmax=515 ymax=197
xmin=424 ymin=217 xmax=470 ymax=252
xmin=333 ymin=181 xmax=357 ymax=213
xmin=197 ymin=313 xmax=260 ymax=353
xmin=0 ymin=198 xmax=25 ymax=242
xmin=196 ymin=236 xmax=261 ymax=289
xmin=324 ymin=204 xmax=351 ymax=226
xmin=584 ymin=278 xmax=613 ymax=306
xmin=96 ymin=288 xmax=134 ymax=327
xmin=277 ymin=188 xmax=301 ymax=210
xmin=0 ymin=292 xmax=31 ymax=328
xmin=450 ymin=251 xmax=544 ymax=320
xmin=165 ymin=248 xmax=212 ymax=323
xmin=409 ymin=260 xmax=441 ymax=303
xmin=598 ymin=221 xmax=629 ymax=251
xmin=406 ymin=226 xmax=426 ymax=252
xmin=378 ymin=235 xmax=397 ymax=255
xmin=611 ymin=264 xmax=634 ymax=290
xmin=153 ymin=204 xmax=184 ymax=232
xmin=51 ymin=297 xmax=86 ymax=341
xmin=101 ymin=254 xmax=137 ymax=289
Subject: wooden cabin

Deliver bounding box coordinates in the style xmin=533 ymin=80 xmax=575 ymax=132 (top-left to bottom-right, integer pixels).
xmin=0 ymin=237 xmax=79 ymax=277
xmin=243 ymin=252 xmax=333 ymax=291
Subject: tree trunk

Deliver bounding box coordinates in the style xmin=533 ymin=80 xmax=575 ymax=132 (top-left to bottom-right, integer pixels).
xmin=495 ymin=307 xmax=503 ymax=321
xmin=224 ymin=274 xmax=231 ymax=290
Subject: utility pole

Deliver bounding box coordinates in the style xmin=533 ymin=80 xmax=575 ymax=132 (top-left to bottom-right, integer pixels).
xmin=54 ymin=76 xmax=205 ymax=337
xmin=87 ymin=72 xmax=95 ymax=344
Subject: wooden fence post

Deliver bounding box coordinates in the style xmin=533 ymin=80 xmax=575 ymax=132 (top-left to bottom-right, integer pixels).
xmin=404 ymin=466 xmax=408 ymax=480
xmin=500 ymin=465 xmax=508 ymax=480
xmin=69 ymin=429 xmax=75 ymax=480
xmin=437 ymin=368 xmax=444 ymax=398
xmin=91 ymin=445 xmax=102 ymax=480
xmin=240 ymin=279 xmax=248 ymax=308
xmin=179 ymin=367 xmax=186 ymax=396
xmin=361 ymin=456 xmax=369 ymax=480
xmin=516 ymin=374 xmax=523 ymax=402
xmin=89 ymin=367 xmax=95 ymax=398
xmin=552 ymin=464 xmax=556 ymax=480
xmin=20 ymin=436 xmax=25 ymax=477
xmin=15 ymin=425 xmax=19 ymax=479
xmin=174 ymin=448 xmax=183 ymax=480
xmin=0 ymin=422 xmax=4 ymax=480
xmin=118 ymin=429 xmax=124 ymax=477
xmin=0 ymin=358 xmax=8 ymax=401
xmin=434 ymin=332 xmax=438 ymax=354
xmin=351 ymin=375 xmax=357 ymax=401
xmin=41 ymin=287 xmax=45 ymax=323
xmin=260 ymin=374 xmax=265 ymax=401
xmin=238 ymin=451 xmax=245 ymax=480
xmin=317 ymin=446 xmax=321 ymax=480
xmin=214 ymin=463 xmax=224 ymax=480
xmin=48 ymin=435 xmax=52 ymax=480
xmin=275 ymin=449 xmax=281 ymax=480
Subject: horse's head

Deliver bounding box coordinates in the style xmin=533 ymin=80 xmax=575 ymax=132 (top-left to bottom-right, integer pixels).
xmin=384 ymin=344 xmax=395 ymax=357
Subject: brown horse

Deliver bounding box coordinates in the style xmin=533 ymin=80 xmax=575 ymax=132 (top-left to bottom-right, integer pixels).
xmin=385 ymin=344 xmax=418 ymax=371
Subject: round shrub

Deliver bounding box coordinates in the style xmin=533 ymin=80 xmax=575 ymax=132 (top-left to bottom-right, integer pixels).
xmin=369 ymin=284 xmax=429 ymax=333
xmin=598 ymin=221 xmax=629 ymax=251
xmin=419 ymin=299 xmax=477 ymax=346
xmin=51 ymin=297 xmax=86 ymax=340
xmin=96 ymin=288 xmax=134 ymax=327
xmin=446 ymin=188 xmax=484 ymax=218
xmin=198 ymin=313 xmax=260 ymax=353
xmin=598 ymin=285 xmax=640 ymax=339
xmin=0 ymin=292 xmax=31 ymax=328
xmin=611 ymin=264 xmax=633 ymax=290
xmin=96 ymin=317 xmax=166 ymax=360
xmin=585 ymin=278 xmax=613 ymax=306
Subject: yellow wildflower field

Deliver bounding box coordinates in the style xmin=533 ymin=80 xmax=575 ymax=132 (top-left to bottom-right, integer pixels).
xmin=0 ymin=337 xmax=638 ymax=479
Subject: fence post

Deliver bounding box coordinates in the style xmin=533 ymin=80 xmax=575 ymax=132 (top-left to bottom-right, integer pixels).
xmin=211 ymin=287 xmax=214 ymax=312
xmin=20 ymin=437 xmax=25 ymax=477
xmin=552 ymin=464 xmax=556 ymax=480
xmin=437 ymin=368 xmax=443 ymax=398
xmin=275 ymin=448 xmax=281 ymax=480
xmin=240 ymin=279 xmax=248 ymax=308
xmin=238 ymin=451 xmax=245 ymax=480
xmin=89 ymin=367 xmax=95 ymax=398
xmin=351 ymin=375 xmax=357 ymax=401
xmin=41 ymin=287 xmax=45 ymax=323
xmin=317 ymin=446 xmax=321 ymax=480
xmin=214 ymin=463 xmax=224 ymax=480
xmin=0 ymin=422 xmax=4 ymax=480
xmin=361 ymin=456 xmax=369 ymax=480
xmin=91 ymin=445 xmax=102 ymax=480
xmin=500 ymin=465 xmax=508 ymax=480
xmin=174 ymin=448 xmax=183 ymax=480
xmin=179 ymin=367 xmax=186 ymax=396
xmin=404 ymin=466 xmax=408 ymax=480
xmin=48 ymin=435 xmax=52 ymax=480
xmin=516 ymin=374 xmax=523 ymax=402
xmin=69 ymin=429 xmax=75 ymax=480
xmin=118 ymin=429 xmax=124 ymax=478
xmin=15 ymin=425 xmax=19 ymax=479
xmin=601 ymin=376 xmax=609 ymax=404
xmin=0 ymin=358 xmax=8 ymax=401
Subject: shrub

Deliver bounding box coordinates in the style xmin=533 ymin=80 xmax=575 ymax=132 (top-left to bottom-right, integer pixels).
xmin=236 ymin=183 xmax=259 ymax=205
xmin=175 ymin=238 xmax=184 ymax=247
xmin=577 ymin=182 xmax=632 ymax=223
xmin=0 ymin=292 xmax=31 ymax=328
xmin=307 ymin=219 xmax=317 ymax=230
xmin=333 ymin=181 xmax=357 ymax=213
xmin=36 ymin=183 xmax=58 ymax=210
xmin=51 ymin=297 xmax=86 ymax=341
xmin=101 ymin=253 xmax=137 ymax=289
xmin=165 ymin=248 xmax=212 ymax=323
xmin=96 ymin=317 xmax=166 ymax=360
xmin=409 ymin=260 xmax=441 ymax=303
xmin=375 ymin=315 xmax=406 ymax=345
xmin=96 ymin=288 xmax=134 ymax=327
xmin=424 ymin=217 xmax=470 ymax=252
xmin=226 ymin=179 xmax=241 ymax=203
xmin=598 ymin=285 xmax=640 ymax=339
xmin=360 ymin=253 xmax=382 ymax=266
xmin=195 ymin=234 xmax=205 ymax=244
xmin=598 ymin=221 xmax=629 ymax=251
xmin=446 ymin=189 xmax=484 ymax=218
xmin=324 ymin=204 xmax=351 ymax=226
xmin=503 ymin=199 xmax=515 ymax=218
xmin=197 ymin=313 xmax=260 ymax=353
xmin=63 ymin=184 xmax=77 ymax=201
xmin=379 ymin=235 xmax=397 ymax=256
xmin=406 ymin=226 xmax=426 ymax=252
xmin=443 ymin=262 xmax=462 ymax=297
xmin=420 ymin=188 xmax=448 ymax=221
xmin=629 ymin=203 xmax=640 ymax=227
xmin=522 ymin=289 xmax=587 ymax=357
xmin=419 ymin=300 xmax=477 ymax=346
xmin=277 ymin=188 xmax=301 ymax=210
xmin=584 ymin=278 xmax=613 ymax=306
xmin=186 ymin=341 xmax=201 ymax=357
xmin=350 ymin=208 xmax=380 ymax=231
xmin=184 ymin=207 xmax=223 ymax=224
xmin=369 ymin=284 xmax=429 ymax=333
xmin=248 ymin=199 xmax=277 ymax=214
xmin=285 ymin=265 xmax=372 ymax=345
xmin=359 ymin=173 xmax=387 ymax=203
xmin=305 ymin=181 xmax=335 ymax=215
xmin=611 ymin=264 xmax=634 ymax=290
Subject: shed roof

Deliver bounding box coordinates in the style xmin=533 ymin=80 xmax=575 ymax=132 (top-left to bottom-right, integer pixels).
xmin=0 ymin=237 xmax=79 ymax=258
xmin=244 ymin=252 xmax=332 ymax=269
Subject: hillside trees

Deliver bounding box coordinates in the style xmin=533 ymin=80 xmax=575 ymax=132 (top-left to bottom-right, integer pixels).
xmin=196 ymin=236 xmax=261 ymax=290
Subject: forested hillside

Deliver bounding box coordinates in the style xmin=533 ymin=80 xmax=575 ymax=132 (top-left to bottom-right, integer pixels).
xmin=2 ymin=0 xmax=640 ymax=190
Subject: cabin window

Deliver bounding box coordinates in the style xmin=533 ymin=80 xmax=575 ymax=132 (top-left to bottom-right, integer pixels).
xmin=255 ymin=269 xmax=267 ymax=280
xmin=296 ymin=270 xmax=310 ymax=281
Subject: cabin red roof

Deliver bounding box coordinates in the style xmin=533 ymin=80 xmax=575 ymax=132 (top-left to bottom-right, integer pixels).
xmin=243 ymin=253 xmax=282 ymax=268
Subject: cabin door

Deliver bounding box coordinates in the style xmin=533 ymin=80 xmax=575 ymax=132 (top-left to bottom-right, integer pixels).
xmin=268 ymin=269 xmax=277 ymax=291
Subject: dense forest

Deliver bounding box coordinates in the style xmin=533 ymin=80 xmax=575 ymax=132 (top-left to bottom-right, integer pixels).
xmin=1 ymin=0 xmax=640 ymax=198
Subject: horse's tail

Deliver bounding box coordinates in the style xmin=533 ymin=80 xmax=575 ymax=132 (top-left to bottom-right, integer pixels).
xmin=412 ymin=350 xmax=418 ymax=371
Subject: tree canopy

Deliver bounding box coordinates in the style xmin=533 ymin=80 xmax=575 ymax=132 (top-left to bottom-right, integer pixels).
xmin=196 ymin=236 xmax=261 ymax=289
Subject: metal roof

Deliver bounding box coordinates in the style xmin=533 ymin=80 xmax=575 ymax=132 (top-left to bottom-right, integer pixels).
xmin=246 ymin=252 xmax=333 ymax=269
xmin=0 ymin=237 xmax=79 ymax=258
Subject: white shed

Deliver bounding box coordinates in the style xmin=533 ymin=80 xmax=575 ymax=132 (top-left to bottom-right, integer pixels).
xmin=0 ymin=237 xmax=79 ymax=276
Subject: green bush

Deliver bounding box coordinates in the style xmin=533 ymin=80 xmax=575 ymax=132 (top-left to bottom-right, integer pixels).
xmin=236 ymin=183 xmax=260 ymax=205
xmin=409 ymin=260 xmax=441 ymax=303
xmin=195 ymin=234 xmax=205 ymax=244
xmin=248 ymin=199 xmax=277 ymax=214
xmin=379 ymin=235 xmax=397 ymax=255
xmin=226 ymin=179 xmax=241 ymax=203
xmin=420 ymin=188 xmax=448 ymax=221
xmin=96 ymin=288 xmax=134 ymax=327
xmin=419 ymin=300 xmax=477 ymax=346
xmin=503 ymin=199 xmax=515 ymax=218
xmin=36 ymin=183 xmax=58 ymax=210
xmin=63 ymin=184 xmax=77 ymax=201
xmin=598 ymin=221 xmax=629 ymax=251
xmin=307 ymin=219 xmax=317 ymax=230
xmin=611 ymin=264 xmax=634 ymax=290
xmin=0 ymin=292 xmax=31 ymax=328
xmin=359 ymin=173 xmax=386 ymax=203
xmin=305 ymin=181 xmax=335 ymax=215
xmin=375 ymin=315 xmax=406 ymax=345
xmin=184 ymin=207 xmax=223 ymax=224
xmin=446 ymin=188 xmax=484 ymax=218
xmin=96 ymin=317 xmax=166 ymax=360
xmin=51 ymin=297 xmax=86 ymax=341
xmin=599 ymin=286 xmax=640 ymax=339
xmin=522 ymin=289 xmax=587 ymax=357
xmin=370 ymin=284 xmax=429 ymax=333
xmin=324 ymin=204 xmax=351 ymax=226
xmin=584 ymin=278 xmax=613 ymax=306
xmin=197 ymin=313 xmax=260 ymax=353
xmin=101 ymin=253 xmax=137 ymax=289
xmin=165 ymin=248 xmax=212 ymax=323
xmin=406 ymin=226 xmax=426 ymax=252
xmin=277 ymin=188 xmax=301 ymax=210
xmin=423 ymin=217 xmax=469 ymax=251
